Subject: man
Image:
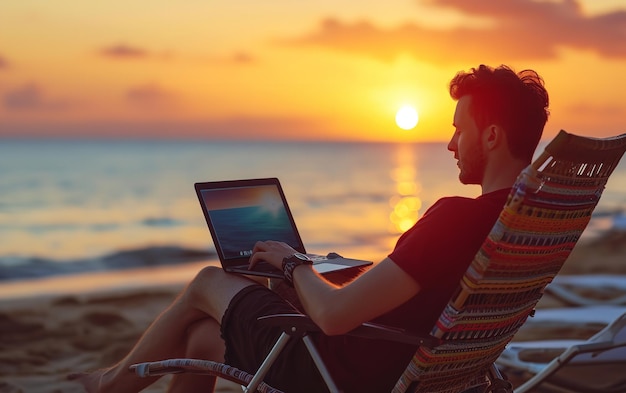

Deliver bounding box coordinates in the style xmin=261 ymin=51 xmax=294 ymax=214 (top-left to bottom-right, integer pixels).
xmin=71 ymin=64 xmax=549 ymax=393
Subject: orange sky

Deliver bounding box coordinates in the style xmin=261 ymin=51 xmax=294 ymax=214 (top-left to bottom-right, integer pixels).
xmin=0 ymin=0 xmax=625 ymax=142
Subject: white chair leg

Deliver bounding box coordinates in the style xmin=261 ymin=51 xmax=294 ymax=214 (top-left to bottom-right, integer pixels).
xmin=244 ymin=332 xmax=292 ymax=393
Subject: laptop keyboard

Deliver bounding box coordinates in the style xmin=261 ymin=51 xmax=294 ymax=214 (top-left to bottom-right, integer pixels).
xmin=248 ymin=261 xmax=282 ymax=273
xmin=238 ymin=252 xmax=341 ymax=274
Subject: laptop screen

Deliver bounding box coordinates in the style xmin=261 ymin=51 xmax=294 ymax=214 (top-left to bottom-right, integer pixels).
xmin=196 ymin=179 xmax=306 ymax=263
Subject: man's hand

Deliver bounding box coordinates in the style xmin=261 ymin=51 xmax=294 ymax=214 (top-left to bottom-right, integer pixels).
xmin=249 ymin=240 xmax=297 ymax=270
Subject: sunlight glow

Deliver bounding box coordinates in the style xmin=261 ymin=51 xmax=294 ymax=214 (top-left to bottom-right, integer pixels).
xmin=395 ymin=105 xmax=419 ymax=130
xmin=388 ymin=145 xmax=422 ymax=234
xmin=259 ymin=191 xmax=282 ymax=217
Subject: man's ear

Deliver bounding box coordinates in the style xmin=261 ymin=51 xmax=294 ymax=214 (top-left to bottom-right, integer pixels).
xmin=483 ymin=125 xmax=504 ymax=150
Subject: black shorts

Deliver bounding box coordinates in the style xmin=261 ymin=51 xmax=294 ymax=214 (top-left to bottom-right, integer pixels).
xmin=221 ymin=285 xmax=329 ymax=393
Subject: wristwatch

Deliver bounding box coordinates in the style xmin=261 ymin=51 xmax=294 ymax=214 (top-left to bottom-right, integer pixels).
xmin=282 ymin=252 xmax=313 ymax=287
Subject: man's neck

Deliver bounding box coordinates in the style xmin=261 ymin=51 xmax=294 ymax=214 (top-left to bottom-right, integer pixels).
xmin=481 ymin=159 xmax=529 ymax=195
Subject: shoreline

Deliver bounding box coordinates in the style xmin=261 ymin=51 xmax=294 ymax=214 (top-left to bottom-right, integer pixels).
xmin=1 ymin=228 xmax=623 ymax=301
xmin=0 ymin=260 xmax=217 ymax=302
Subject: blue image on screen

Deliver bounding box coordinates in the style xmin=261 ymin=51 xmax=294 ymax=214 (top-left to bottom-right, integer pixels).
xmin=210 ymin=205 xmax=300 ymax=259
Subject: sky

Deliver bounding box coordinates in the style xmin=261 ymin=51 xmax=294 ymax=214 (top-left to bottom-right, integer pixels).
xmin=0 ymin=0 xmax=625 ymax=142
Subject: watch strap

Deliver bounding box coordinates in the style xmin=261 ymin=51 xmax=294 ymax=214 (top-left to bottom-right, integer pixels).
xmin=282 ymin=255 xmax=312 ymax=287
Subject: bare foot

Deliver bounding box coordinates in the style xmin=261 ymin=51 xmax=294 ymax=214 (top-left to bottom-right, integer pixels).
xmin=68 ymin=367 xmax=157 ymax=393
xmin=67 ymin=370 xmax=105 ymax=393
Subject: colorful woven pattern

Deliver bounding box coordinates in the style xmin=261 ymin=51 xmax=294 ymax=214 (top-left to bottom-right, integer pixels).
xmin=392 ymin=130 xmax=626 ymax=393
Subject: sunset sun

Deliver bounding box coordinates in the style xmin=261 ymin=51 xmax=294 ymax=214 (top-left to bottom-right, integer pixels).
xmin=395 ymin=105 xmax=419 ymax=130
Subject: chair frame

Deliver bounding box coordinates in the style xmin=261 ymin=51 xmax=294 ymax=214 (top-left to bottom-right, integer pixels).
xmin=497 ymin=312 xmax=626 ymax=393
xmin=130 ymin=130 xmax=626 ymax=393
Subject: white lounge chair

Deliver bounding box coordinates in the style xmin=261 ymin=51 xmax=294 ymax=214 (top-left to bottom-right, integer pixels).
xmin=497 ymin=310 xmax=626 ymax=393
xmin=544 ymin=275 xmax=626 ymax=307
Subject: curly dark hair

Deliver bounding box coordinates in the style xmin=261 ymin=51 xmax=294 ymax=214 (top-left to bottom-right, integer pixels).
xmin=449 ymin=64 xmax=550 ymax=162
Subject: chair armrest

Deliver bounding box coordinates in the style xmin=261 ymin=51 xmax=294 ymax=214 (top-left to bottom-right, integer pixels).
xmin=257 ymin=313 xmax=322 ymax=337
xmin=257 ymin=314 xmax=441 ymax=347
xmin=349 ymin=321 xmax=441 ymax=347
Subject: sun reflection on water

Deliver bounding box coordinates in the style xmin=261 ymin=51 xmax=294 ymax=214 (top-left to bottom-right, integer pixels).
xmin=389 ymin=144 xmax=422 ymax=234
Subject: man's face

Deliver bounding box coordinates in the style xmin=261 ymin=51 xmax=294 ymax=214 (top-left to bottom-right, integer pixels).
xmin=447 ymin=96 xmax=486 ymax=185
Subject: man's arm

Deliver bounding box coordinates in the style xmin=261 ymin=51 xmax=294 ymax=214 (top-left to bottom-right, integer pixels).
xmin=250 ymin=241 xmax=420 ymax=336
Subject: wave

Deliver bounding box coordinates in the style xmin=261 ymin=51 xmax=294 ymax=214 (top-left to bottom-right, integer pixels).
xmin=0 ymin=246 xmax=215 ymax=282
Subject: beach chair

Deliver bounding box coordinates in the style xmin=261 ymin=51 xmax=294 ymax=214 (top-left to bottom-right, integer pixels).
xmin=130 ymin=130 xmax=626 ymax=393
xmin=496 ymin=311 xmax=626 ymax=393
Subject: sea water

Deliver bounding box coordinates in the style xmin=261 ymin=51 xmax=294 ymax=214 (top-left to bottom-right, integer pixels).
xmin=1 ymin=139 xmax=625 ymax=286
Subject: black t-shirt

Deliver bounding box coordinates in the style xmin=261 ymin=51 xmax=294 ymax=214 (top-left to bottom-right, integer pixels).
xmin=316 ymin=188 xmax=510 ymax=392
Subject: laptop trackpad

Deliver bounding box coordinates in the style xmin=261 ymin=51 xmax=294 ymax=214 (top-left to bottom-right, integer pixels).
xmin=314 ymin=263 xmax=351 ymax=274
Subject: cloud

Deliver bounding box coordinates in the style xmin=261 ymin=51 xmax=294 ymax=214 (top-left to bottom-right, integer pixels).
xmin=0 ymin=55 xmax=8 ymax=69
xmin=3 ymin=84 xmax=69 ymax=111
xmin=195 ymin=51 xmax=257 ymax=65
xmin=565 ymin=102 xmax=624 ymax=117
xmin=285 ymin=0 xmax=626 ymax=62
xmin=99 ymin=44 xmax=174 ymax=60
xmin=100 ymin=44 xmax=255 ymax=66
xmin=125 ymin=83 xmax=176 ymax=108
xmin=230 ymin=51 xmax=256 ymax=64
xmin=100 ymin=44 xmax=149 ymax=59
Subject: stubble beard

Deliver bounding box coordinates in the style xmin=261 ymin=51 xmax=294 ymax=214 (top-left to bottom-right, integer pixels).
xmin=458 ymin=144 xmax=486 ymax=185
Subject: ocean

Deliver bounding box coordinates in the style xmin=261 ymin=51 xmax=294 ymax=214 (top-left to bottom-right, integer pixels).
xmin=1 ymin=139 xmax=625 ymax=294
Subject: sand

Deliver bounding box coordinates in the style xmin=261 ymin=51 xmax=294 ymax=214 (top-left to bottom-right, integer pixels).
xmin=0 ymin=232 xmax=625 ymax=393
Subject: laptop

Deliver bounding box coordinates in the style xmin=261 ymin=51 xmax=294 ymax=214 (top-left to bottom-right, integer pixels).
xmin=195 ymin=178 xmax=372 ymax=279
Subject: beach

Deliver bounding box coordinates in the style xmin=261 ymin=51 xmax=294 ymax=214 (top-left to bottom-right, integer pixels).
xmin=0 ymin=261 xmax=222 ymax=393
xmin=0 ymin=231 xmax=624 ymax=393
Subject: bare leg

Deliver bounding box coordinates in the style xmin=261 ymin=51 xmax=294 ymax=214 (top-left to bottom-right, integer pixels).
xmin=167 ymin=317 xmax=225 ymax=393
xmin=70 ymin=266 xmax=258 ymax=393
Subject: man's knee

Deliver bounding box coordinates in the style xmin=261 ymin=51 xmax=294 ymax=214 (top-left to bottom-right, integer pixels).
xmin=193 ymin=265 xmax=223 ymax=285
xmin=184 ymin=265 xmax=258 ymax=318
xmin=186 ymin=265 xmax=223 ymax=303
